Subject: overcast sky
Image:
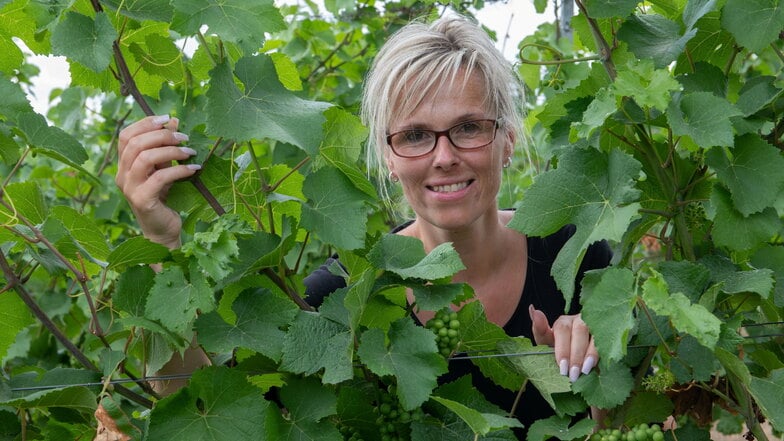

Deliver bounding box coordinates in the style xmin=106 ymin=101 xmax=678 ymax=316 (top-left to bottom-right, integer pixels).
xmin=24 ymin=1 xmax=553 ymax=114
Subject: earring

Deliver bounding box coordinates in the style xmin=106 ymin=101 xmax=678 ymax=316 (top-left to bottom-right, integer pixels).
xmin=389 ymin=172 xmax=399 ymax=182
xmin=503 ymin=157 xmax=512 ymax=168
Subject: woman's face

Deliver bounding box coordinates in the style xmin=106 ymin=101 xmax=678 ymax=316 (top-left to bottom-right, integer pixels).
xmin=386 ymin=70 xmax=513 ymax=232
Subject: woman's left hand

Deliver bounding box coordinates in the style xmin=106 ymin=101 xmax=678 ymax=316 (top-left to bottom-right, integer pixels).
xmin=529 ymin=305 xmax=598 ymax=382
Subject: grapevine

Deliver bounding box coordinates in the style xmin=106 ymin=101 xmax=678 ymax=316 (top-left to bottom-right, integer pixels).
xmin=425 ymin=308 xmax=461 ymax=357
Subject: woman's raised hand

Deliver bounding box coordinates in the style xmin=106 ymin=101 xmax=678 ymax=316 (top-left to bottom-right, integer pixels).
xmin=115 ymin=115 xmax=201 ymax=249
xmin=529 ymin=305 xmax=598 ymax=382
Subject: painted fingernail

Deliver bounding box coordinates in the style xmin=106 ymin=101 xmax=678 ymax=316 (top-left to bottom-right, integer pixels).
xmin=185 ymin=164 xmax=202 ymax=171
xmin=179 ymin=147 xmax=197 ymax=156
xmin=569 ymin=365 xmax=580 ymax=382
xmin=152 ymin=114 xmax=170 ymax=126
xmin=559 ymin=359 xmax=568 ymax=376
xmin=582 ymin=356 xmax=596 ymax=375
xmin=173 ymin=132 xmax=189 ymax=142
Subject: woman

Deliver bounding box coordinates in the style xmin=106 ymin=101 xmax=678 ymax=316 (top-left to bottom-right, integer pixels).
xmin=116 ymin=13 xmax=610 ymax=437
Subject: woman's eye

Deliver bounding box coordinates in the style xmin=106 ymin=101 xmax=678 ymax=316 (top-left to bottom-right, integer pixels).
xmin=403 ymin=130 xmax=428 ymax=143
xmin=456 ymin=122 xmax=481 ymax=135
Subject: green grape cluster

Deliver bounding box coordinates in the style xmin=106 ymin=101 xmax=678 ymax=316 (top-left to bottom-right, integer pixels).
xmin=425 ymin=308 xmax=461 ymax=357
xmin=374 ymin=384 xmax=424 ymax=441
xmin=590 ymin=424 xmax=665 ymax=441
xmin=338 ymin=424 xmax=364 ymax=441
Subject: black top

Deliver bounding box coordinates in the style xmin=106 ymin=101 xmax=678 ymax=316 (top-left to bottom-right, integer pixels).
xmin=303 ymin=223 xmax=613 ymax=438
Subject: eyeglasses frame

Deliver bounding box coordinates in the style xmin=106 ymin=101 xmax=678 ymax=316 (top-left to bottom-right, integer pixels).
xmin=386 ymin=118 xmax=501 ymax=159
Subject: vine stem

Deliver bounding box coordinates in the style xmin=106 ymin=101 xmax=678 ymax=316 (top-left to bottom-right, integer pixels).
xmin=0 ymin=252 xmax=153 ymax=409
xmin=573 ymin=0 xmax=617 ymax=80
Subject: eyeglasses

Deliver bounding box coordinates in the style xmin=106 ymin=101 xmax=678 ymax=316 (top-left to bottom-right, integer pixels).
xmin=386 ymin=119 xmax=500 ymax=159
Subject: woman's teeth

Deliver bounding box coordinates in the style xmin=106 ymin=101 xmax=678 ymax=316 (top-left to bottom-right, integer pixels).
xmin=431 ymin=181 xmax=469 ymax=193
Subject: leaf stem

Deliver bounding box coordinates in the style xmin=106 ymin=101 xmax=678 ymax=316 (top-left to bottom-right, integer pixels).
xmin=574 ymin=0 xmax=617 ymax=80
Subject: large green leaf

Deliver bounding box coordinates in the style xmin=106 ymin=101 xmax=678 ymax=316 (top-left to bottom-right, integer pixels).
xmin=617 ymin=14 xmax=697 ymax=68
xmin=583 ymin=0 xmax=639 ymax=18
xmin=145 ymin=263 xmax=215 ymax=334
xmin=301 ymin=166 xmax=372 ymax=250
xmin=612 ymin=59 xmax=681 ymax=111
xmin=51 ymin=12 xmax=116 ymax=73
xmin=0 ymin=181 xmax=47 ymax=226
xmin=498 ymin=338 xmax=572 ymax=410
xmin=171 ymin=0 xmax=285 ymax=53
xmin=705 ymin=135 xmax=784 ymax=216
xmin=107 ymin=236 xmax=171 ymax=271
xmin=527 ymin=415 xmax=596 ymax=441
xmin=509 ymin=148 xmax=641 ymax=306
xmin=196 ymin=288 xmax=298 ymax=362
xmin=0 ymin=293 xmax=32 ymax=362
xmin=430 ymin=396 xmax=523 ymax=436
xmin=721 ymin=0 xmax=784 ymax=52
xmin=1 ymin=368 xmax=99 ymax=411
xmin=571 ymin=362 xmax=634 ymax=409
xmin=748 ymin=368 xmax=784 ymax=432
xmin=367 ymin=234 xmax=465 ymax=282
xmin=206 ymin=55 xmax=332 ymax=150
xmin=357 ymin=318 xmax=447 ymax=410
xmin=280 ymin=310 xmax=354 ymax=384
xmin=277 ymin=376 xmax=342 ymax=440
xmin=641 ymin=270 xmax=721 ymax=349
xmin=710 ymin=185 xmax=781 ymax=251
xmin=146 ymin=366 xmax=275 ymax=440
xmin=580 ymin=267 xmax=637 ymax=364
xmin=101 ymin=0 xmax=174 ymax=22
xmin=667 ymin=92 xmax=742 ymax=148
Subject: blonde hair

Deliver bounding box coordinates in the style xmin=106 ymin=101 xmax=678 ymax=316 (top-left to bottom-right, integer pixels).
xmin=361 ymin=13 xmax=525 ymax=205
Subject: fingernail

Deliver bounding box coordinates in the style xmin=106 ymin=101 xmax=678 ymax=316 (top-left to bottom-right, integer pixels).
xmin=569 ymin=365 xmax=580 ymax=382
xmin=173 ymin=132 xmax=189 ymax=142
xmin=179 ymin=147 xmax=197 ymax=156
xmin=529 ymin=304 xmax=535 ymax=321
xmin=152 ymin=114 xmax=170 ymax=126
xmin=185 ymin=164 xmax=202 ymax=171
xmin=559 ymin=359 xmax=568 ymax=376
xmin=582 ymin=356 xmax=596 ymax=375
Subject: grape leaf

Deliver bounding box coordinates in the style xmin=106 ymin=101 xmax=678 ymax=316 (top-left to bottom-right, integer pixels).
xmin=146 ymin=366 xmax=275 ymax=440
xmin=0 ymin=181 xmax=47 ymax=226
xmin=301 ymin=166 xmax=372 ymax=251
xmin=277 ymin=376 xmax=341 ymax=440
xmin=171 ymin=0 xmax=285 ymax=53
xmin=0 ymin=293 xmax=32 ymax=361
xmin=280 ymin=310 xmax=354 ymax=384
xmin=17 ymin=113 xmax=89 ymax=169
xmin=571 ymin=362 xmax=634 ymax=409
xmin=206 ymin=55 xmax=332 ymax=151
xmin=145 ymin=263 xmax=215 ymax=334
xmin=641 ymin=270 xmax=721 ymax=349
xmin=357 ymin=318 xmax=447 ymax=410
xmin=735 ymin=76 xmax=780 ymax=116
xmin=1 ymin=368 xmax=99 ymax=411
xmin=580 ymin=267 xmax=636 ymax=364
xmin=49 ymin=205 xmax=110 ymax=263
xmin=128 ymin=33 xmax=183 ymax=81
xmin=683 ymin=0 xmax=720 ymax=29
xmin=196 ymin=288 xmax=298 ymax=361
xmin=748 ymin=368 xmax=784 ymax=432
xmin=113 ymin=265 xmax=155 ymax=317
xmin=430 ymin=396 xmax=523 ymax=435
xmin=181 ymin=215 xmax=250 ymax=281
xmin=457 ymin=301 xmax=524 ymax=391
xmin=51 ymin=12 xmax=116 ymax=73
xmin=107 ymin=236 xmax=170 ymax=271
xmin=612 ymin=59 xmax=681 ymax=111
xmin=367 ymin=233 xmax=465 ymax=281
xmin=667 ymin=92 xmax=743 ymax=148
xmin=751 ymin=245 xmax=784 ymax=307
xmin=617 ymin=14 xmax=697 ymax=68
xmin=0 ymin=29 xmax=22 ymax=74
xmin=705 ymin=135 xmax=784 ymax=216
xmin=101 ymin=0 xmax=173 ymax=22
xmin=710 ymin=184 xmax=781 ymax=251
xmin=313 ymin=106 xmax=367 ymax=169
xmin=620 ymin=391 xmax=674 ymax=427
xmin=583 ymin=0 xmax=639 ymax=18
xmin=497 ymin=338 xmax=572 ymax=409
xmin=527 ymin=415 xmax=595 ymax=441
xmin=509 ymin=148 xmax=641 ymax=306
xmin=721 ymin=0 xmax=784 ymax=52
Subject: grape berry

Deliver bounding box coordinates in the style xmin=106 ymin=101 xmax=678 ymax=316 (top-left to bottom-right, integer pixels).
xmin=425 ymin=308 xmax=461 ymax=357
xmin=591 ymin=423 xmax=665 ymax=441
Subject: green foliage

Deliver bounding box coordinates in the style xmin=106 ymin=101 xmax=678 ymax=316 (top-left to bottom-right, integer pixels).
xmin=0 ymin=0 xmax=782 ymax=440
